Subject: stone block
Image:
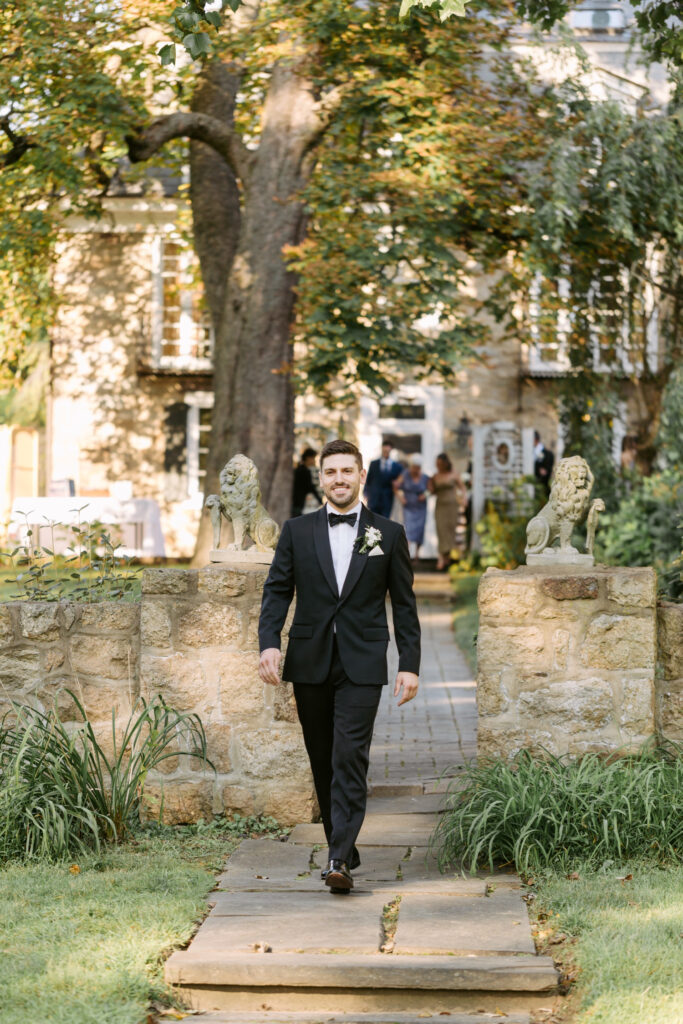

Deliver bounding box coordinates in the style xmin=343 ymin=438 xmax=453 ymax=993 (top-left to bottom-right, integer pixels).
xmin=75 ymin=680 xmax=134 ymax=723
xmin=273 ymin=681 xmax=298 ymax=723
xmin=142 ymin=568 xmax=194 ymax=595
xmin=140 ymin=780 xmax=214 ymax=825
xmin=478 ymin=573 xmax=537 ymax=618
xmin=140 ymin=602 xmax=172 ymax=648
xmin=258 ymin=785 xmax=318 ymax=826
xmin=0 ymin=648 xmax=41 ymax=690
xmin=581 ymin=614 xmax=655 ymax=670
xmin=245 ymin=602 xmax=262 ymax=646
xmin=221 ymin=784 xmax=255 ymax=817
xmin=69 ymin=635 xmax=135 ymax=679
xmin=475 ymin=670 xmax=510 ymax=717
xmin=201 ymin=650 xmax=265 ymax=718
xmin=234 ymin=728 xmax=311 ymax=781
xmin=477 ymin=722 xmax=558 ymax=760
xmin=177 ymin=603 xmax=241 ymax=648
xmin=206 ymin=722 xmax=233 ymax=773
xmin=0 ymin=606 xmax=14 ymax=642
xmin=657 ymin=603 xmax=683 ymax=681
xmin=140 ymin=652 xmax=213 ymax=712
xmin=395 ymin=890 xmax=534 ymax=955
xmin=657 ymin=688 xmax=683 ymax=743
xmin=42 ymin=645 xmax=66 ymax=673
xmin=607 ymin=569 xmax=656 ymax=609
xmin=477 ymin=624 xmax=546 ymax=675
xmin=518 ymin=679 xmax=613 ymax=731
xmin=540 ymin=576 xmax=599 ymax=601
xmin=60 ymin=603 xmax=77 ymax=631
xmin=19 ymin=604 xmax=60 ymax=641
xmin=79 ymin=602 xmax=139 ymax=633
xmin=552 ymin=628 xmax=571 ymax=671
xmin=619 ymin=676 xmax=655 ymax=736
xmin=198 ymin=567 xmax=248 ymax=597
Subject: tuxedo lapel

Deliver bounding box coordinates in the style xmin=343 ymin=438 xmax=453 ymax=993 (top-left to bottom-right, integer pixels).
xmin=339 ymin=504 xmax=372 ymax=604
xmin=312 ymin=506 xmax=339 ymax=598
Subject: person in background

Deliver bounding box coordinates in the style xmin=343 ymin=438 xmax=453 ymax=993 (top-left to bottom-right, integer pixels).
xmin=364 ymin=441 xmax=402 ymax=518
xmin=533 ymin=431 xmax=555 ymax=496
xmin=620 ymin=435 xmax=638 ymax=473
xmin=291 ymin=447 xmax=323 ymax=518
xmin=428 ymin=452 xmax=465 ymax=571
xmin=395 ymin=453 xmax=429 ymax=562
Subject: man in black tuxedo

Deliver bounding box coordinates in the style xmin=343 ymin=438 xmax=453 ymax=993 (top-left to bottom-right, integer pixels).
xmin=259 ymin=439 xmax=420 ymax=894
xmin=364 ymin=441 xmax=402 ymax=518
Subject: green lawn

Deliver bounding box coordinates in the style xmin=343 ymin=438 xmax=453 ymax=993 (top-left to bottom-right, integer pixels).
xmin=531 ymin=863 xmax=683 ymax=1024
xmin=449 ymin=569 xmax=481 ymax=673
xmin=0 ymin=822 xmax=263 ymax=1024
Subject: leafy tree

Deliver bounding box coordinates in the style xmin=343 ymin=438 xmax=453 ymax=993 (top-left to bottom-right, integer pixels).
xmin=1 ymin=0 xmax=557 ymax=557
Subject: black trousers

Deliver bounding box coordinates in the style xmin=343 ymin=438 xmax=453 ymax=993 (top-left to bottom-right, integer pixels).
xmin=293 ymin=639 xmax=383 ymax=864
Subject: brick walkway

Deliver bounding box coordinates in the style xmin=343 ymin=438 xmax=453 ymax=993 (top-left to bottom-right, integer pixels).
xmin=368 ymin=600 xmax=477 ymax=790
xmin=165 ymin=597 xmax=558 ymax=1022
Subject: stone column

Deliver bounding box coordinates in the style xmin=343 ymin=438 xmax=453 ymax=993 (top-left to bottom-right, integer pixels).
xmin=656 ymin=602 xmax=683 ymax=744
xmin=139 ymin=565 xmax=316 ymax=825
xmin=476 ymin=565 xmax=657 ymax=759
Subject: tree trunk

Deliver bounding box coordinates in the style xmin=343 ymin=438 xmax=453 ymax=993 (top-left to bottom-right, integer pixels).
xmin=190 ymin=59 xmax=322 ymax=563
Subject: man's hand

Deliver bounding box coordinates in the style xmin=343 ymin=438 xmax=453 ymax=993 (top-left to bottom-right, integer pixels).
xmin=259 ymin=647 xmax=282 ymax=686
xmin=394 ymin=671 xmax=419 ymax=707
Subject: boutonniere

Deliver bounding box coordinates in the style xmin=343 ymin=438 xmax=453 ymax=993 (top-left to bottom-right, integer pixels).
xmin=355 ymin=525 xmax=383 ymax=555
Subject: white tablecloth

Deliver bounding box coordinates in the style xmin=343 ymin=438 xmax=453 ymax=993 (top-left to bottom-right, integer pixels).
xmin=9 ymin=497 xmax=166 ymax=558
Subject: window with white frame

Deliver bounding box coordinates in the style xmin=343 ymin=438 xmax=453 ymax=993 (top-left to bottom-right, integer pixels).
xmin=527 ymin=261 xmax=659 ymax=376
xmin=152 ymin=236 xmax=214 ymax=370
xmin=185 ymin=392 xmax=214 ymax=497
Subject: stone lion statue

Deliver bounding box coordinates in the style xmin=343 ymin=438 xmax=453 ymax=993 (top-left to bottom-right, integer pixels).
xmin=525 ymin=455 xmax=603 ymax=556
xmin=205 ymin=454 xmax=280 ymax=553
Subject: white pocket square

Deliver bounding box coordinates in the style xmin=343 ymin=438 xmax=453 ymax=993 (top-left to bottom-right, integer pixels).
xmin=368 ymin=546 xmax=384 ymax=557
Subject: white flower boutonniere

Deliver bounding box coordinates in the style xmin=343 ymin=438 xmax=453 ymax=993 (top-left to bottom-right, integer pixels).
xmin=356 ymin=525 xmax=383 ymax=555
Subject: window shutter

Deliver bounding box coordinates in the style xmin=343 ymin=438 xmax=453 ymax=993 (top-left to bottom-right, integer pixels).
xmin=164 ymin=402 xmax=189 ymax=472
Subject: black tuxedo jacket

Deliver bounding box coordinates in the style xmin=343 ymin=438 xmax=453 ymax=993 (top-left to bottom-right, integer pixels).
xmin=258 ymin=504 xmax=421 ymax=686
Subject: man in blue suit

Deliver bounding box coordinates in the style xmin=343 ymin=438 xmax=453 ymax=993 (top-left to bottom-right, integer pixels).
xmin=364 ymin=442 xmax=402 ymax=518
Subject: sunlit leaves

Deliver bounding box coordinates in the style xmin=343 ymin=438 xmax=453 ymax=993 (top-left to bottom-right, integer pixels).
xmin=399 ymin=0 xmax=472 ymax=19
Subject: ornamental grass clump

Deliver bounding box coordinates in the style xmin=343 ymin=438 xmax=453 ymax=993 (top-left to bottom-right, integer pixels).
xmin=0 ymin=693 xmax=209 ymax=863
xmin=434 ymin=744 xmax=683 ymax=874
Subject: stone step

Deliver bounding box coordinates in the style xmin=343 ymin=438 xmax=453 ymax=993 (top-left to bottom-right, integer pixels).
xmin=164 ymin=950 xmax=558 ymax=1014
xmin=192 ymin=1012 xmax=531 ymax=1024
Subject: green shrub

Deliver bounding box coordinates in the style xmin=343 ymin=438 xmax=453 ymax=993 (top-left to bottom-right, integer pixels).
xmin=475 ymin=476 xmax=546 ymax=569
xmin=1 ymin=511 xmax=141 ymax=601
xmin=596 ymin=469 xmax=682 ymax=600
xmin=433 ymin=744 xmax=683 ymax=874
xmin=0 ymin=693 xmax=210 ymax=862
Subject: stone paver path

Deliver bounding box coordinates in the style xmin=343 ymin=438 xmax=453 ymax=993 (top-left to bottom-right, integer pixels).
xmin=165 ymin=600 xmax=558 ymax=1023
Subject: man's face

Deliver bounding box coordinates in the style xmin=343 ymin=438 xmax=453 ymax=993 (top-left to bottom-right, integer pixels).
xmin=381 ymin=444 xmax=392 ymax=459
xmin=320 ymin=454 xmax=366 ymax=510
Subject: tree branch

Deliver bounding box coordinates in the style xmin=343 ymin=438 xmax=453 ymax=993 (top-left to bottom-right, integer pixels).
xmin=126 ymin=111 xmax=253 ymax=183
xmin=0 ymin=116 xmax=34 ymax=168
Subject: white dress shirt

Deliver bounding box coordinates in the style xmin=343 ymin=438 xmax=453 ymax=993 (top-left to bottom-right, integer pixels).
xmin=327 ymin=500 xmax=362 ymax=594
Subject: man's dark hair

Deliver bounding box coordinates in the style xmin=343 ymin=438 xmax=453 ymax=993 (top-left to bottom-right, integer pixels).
xmin=301 ymin=447 xmax=317 ymax=461
xmin=320 ymin=439 xmax=363 ymax=471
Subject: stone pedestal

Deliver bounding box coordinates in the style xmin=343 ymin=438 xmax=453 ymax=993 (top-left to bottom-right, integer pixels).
xmin=476 ymin=565 xmax=657 ymax=759
xmin=139 ymin=564 xmax=315 ymax=825
xmin=656 ymin=602 xmax=683 ymax=744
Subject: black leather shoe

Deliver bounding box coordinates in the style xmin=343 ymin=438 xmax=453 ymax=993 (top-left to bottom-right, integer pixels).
xmin=324 ymin=859 xmax=353 ymax=892
xmin=321 ymin=847 xmax=361 ymax=879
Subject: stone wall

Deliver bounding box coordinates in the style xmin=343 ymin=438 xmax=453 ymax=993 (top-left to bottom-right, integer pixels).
xmin=0 ymin=599 xmax=140 ymax=757
xmin=138 ymin=565 xmax=314 ymax=825
xmin=0 ymin=565 xmax=316 ymax=826
xmin=656 ymin=602 xmax=683 ymax=744
xmin=476 ymin=565 xmax=657 ymax=758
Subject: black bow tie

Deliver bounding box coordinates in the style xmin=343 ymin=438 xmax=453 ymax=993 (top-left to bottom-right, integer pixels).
xmin=328 ymin=512 xmax=358 ymax=527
